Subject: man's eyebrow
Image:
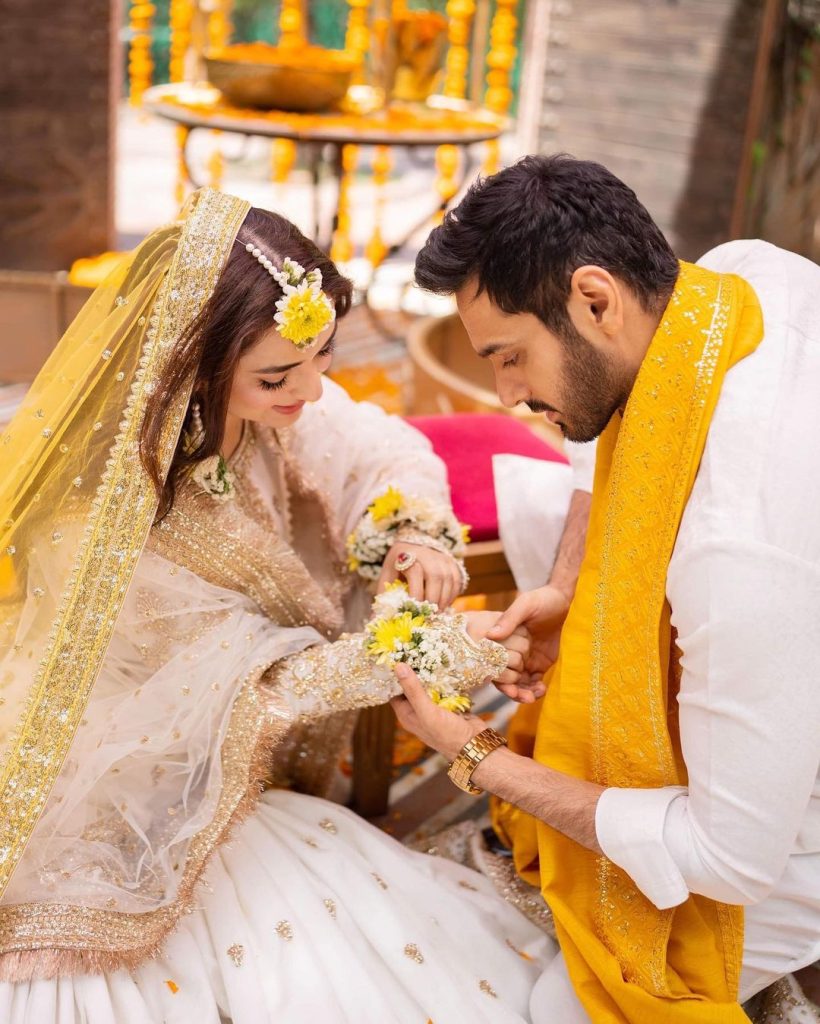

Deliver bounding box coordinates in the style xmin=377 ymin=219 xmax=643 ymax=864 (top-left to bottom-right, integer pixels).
xmin=477 ymin=342 xmax=510 ymax=358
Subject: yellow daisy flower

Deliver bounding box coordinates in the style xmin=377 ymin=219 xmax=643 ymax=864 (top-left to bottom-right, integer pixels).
xmin=368 ymin=485 xmax=405 ymax=525
xmin=460 ymin=523 xmax=472 ymax=545
xmin=429 ymin=690 xmax=472 ymax=713
xmin=366 ymin=611 xmax=425 ymax=662
xmin=274 ymin=281 xmax=335 ymax=348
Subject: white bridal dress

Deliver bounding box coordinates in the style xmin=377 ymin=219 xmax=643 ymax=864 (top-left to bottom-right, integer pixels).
xmin=0 ymin=381 xmax=554 ymax=1024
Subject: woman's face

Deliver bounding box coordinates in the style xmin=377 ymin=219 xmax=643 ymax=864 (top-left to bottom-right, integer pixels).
xmin=227 ymin=319 xmax=337 ymax=429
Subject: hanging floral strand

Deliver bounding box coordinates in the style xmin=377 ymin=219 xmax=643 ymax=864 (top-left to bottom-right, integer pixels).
xmin=483 ymin=0 xmax=518 ymax=175
xmin=128 ymin=0 xmax=156 ymax=106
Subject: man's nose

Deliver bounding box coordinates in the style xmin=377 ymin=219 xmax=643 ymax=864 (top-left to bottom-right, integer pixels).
xmin=495 ymin=373 xmax=527 ymax=410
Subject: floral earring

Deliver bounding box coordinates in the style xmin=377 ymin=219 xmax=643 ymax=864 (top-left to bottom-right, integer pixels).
xmin=185 ymin=399 xmax=235 ymax=502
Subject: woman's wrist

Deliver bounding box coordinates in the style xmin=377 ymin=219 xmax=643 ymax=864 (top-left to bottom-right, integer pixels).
xmin=346 ymin=486 xmax=467 ymax=583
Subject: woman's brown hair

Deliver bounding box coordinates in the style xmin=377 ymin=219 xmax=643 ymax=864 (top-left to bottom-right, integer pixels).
xmin=140 ymin=206 xmax=352 ymax=519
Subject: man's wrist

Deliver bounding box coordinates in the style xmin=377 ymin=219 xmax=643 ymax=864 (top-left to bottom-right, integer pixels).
xmin=443 ymin=717 xmax=489 ymax=762
xmin=545 ymin=576 xmax=575 ymax=609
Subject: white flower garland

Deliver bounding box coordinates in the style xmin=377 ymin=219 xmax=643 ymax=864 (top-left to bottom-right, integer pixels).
xmin=364 ymin=583 xmax=473 ymax=711
xmin=346 ymin=486 xmax=467 ymax=582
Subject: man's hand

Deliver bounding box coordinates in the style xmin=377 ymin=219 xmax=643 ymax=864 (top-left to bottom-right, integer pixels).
xmin=487 ymin=585 xmax=571 ymax=701
xmin=390 ymin=664 xmax=487 ymax=761
xmin=464 ymin=610 xmax=531 ymax=692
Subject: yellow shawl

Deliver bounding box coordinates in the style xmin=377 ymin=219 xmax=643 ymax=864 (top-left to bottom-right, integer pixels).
xmin=493 ymin=262 xmax=763 ymax=1022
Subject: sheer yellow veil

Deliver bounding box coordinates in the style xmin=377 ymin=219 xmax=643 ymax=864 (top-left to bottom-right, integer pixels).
xmin=0 ymin=187 xmax=250 ymax=899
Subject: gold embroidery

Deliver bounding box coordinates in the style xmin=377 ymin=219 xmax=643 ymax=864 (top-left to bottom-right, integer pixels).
xmin=134 ymin=589 xmax=228 ymax=669
xmin=146 ymin=433 xmax=342 ymax=638
xmin=275 ymin=920 xmax=293 ymax=941
xmin=0 ymin=190 xmax=251 ymax=901
xmin=0 ymin=667 xmax=290 ymax=979
xmin=590 ymin=273 xmax=735 ymax=992
xmin=268 ymin=621 xmax=504 ymax=718
xmin=404 ymin=943 xmax=424 ymax=963
xmin=226 ymin=943 xmax=244 ymax=966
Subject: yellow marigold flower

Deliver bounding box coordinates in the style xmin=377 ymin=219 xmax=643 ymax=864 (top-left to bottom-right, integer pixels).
xmin=366 ymin=611 xmax=425 ymax=662
xmin=460 ymin=523 xmax=471 ymax=545
xmin=429 ymin=690 xmax=472 ymax=713
xmin=274 ymin=280 xmax=335 ymax=348
xmin=368 ymin=485 xmax=405 ymax=524
xmin=347 ymin=553 xmax=360 ymax=572
xmin=384 ymin=579 xmax=408 ymax=592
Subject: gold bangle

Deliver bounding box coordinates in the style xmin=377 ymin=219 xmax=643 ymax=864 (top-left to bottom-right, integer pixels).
xmin=447 ymin=727 xmax=507 ymax=795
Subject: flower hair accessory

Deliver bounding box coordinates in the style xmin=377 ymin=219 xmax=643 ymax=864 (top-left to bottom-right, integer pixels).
xmin=243 ymin=244 xmax=335 ymax=349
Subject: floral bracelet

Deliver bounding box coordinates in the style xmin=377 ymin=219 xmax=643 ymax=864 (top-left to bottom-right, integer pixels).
xmin=363 ymin=583 xmax=506 ymax=713
xmin=346 ymin=486 xmax=469 ymax=582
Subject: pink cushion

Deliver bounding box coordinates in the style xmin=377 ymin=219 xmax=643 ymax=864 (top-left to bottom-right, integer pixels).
xmin=406 ymin=414 xmax=567 ymax=542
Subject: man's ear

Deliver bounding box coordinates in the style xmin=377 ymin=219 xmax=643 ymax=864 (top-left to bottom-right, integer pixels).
xmin=567 ymin=265 xmax=623 ymax=337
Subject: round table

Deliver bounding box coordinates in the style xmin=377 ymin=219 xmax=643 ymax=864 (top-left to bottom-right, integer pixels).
xmin=143 ymin=83 xmax=506 ymax=253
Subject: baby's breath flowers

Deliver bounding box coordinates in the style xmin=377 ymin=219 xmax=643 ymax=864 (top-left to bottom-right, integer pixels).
xmin=346 ymin=486 xmax=467 ymax=581
xmin=364 ymin=582 xmax=474 ymax=711
xmin=191 ymin=454 xmax=234 ymax=501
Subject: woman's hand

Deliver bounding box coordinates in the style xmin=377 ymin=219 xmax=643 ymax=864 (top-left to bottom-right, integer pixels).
xmin=464 ymin=610 xmax=532 ymax=695
xmin=377 ymin=542 xmax=462 ymax=609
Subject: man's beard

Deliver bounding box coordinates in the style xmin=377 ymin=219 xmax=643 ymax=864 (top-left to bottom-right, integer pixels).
xmin=530 ymin=320 xmax=631 ymax=443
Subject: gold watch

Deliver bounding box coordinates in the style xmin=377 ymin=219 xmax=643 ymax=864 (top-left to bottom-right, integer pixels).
xmin=447 ymin=727 xmax=507 ymax=795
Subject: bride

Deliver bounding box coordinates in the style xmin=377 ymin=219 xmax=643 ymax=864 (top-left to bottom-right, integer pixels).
xmin=0 ymin=188 xmax=552 ymax=1023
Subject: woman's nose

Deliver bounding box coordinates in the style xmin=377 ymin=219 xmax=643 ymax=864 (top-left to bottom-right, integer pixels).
xmin=296 ymin=362 xmax=325 ymax=403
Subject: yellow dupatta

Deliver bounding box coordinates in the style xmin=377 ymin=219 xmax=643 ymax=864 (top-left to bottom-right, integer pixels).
xmin=0 ymin=189 xmax=250 ymax=902
xmin=493 ymin=262 xmax=764 ymax=1023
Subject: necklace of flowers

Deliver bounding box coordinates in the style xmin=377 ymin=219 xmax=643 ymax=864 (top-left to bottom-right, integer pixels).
xmin=184 ymin=401 xmax=235 ymax=502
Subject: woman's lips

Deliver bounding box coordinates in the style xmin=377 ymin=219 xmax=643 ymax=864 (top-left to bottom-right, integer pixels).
xmin=273 ymin=401 xmax=305 ymax=415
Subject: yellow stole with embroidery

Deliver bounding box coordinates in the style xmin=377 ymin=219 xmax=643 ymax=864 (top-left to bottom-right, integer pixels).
xmin=493 ymin=262 xmax=763 ymax=1023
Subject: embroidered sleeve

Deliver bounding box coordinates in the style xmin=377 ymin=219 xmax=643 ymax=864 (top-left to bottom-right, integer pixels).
xmin=262 ymin=613 xmax=506 ymax=720
xmin=345 ymin=486 xmax=468 ymax=582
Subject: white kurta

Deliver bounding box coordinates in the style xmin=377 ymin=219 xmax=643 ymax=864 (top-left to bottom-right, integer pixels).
xmin=593 ymin=240 xmax=820 ymax=1002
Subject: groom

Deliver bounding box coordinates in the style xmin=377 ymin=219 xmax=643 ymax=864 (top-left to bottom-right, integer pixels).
xmin=393 ymin=155 xmax=820 ymax=1022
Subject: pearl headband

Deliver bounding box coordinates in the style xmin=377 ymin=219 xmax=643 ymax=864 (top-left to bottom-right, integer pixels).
xmin=241 ymin=241 xmax=336 ymax=349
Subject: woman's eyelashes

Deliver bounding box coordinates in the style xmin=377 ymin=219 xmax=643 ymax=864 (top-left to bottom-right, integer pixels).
xmin=257 ymin=339 xmax=336 ymax=391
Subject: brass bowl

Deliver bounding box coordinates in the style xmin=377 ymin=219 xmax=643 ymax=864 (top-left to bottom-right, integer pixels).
xmin=204 ymin=45 xmax=358 ymax=113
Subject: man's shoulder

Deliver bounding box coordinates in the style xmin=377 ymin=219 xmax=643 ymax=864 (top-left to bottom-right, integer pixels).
xmin=697 ymin=240 xmax=820 ymax=305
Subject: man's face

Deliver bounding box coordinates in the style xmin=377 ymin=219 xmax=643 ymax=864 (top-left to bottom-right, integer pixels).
xmin=455 ymin=283 xmax=632 ymax=443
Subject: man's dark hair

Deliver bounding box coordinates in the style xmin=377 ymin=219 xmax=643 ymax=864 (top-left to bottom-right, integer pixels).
xmin=415 ymin=154 xmax=679 ymax=334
